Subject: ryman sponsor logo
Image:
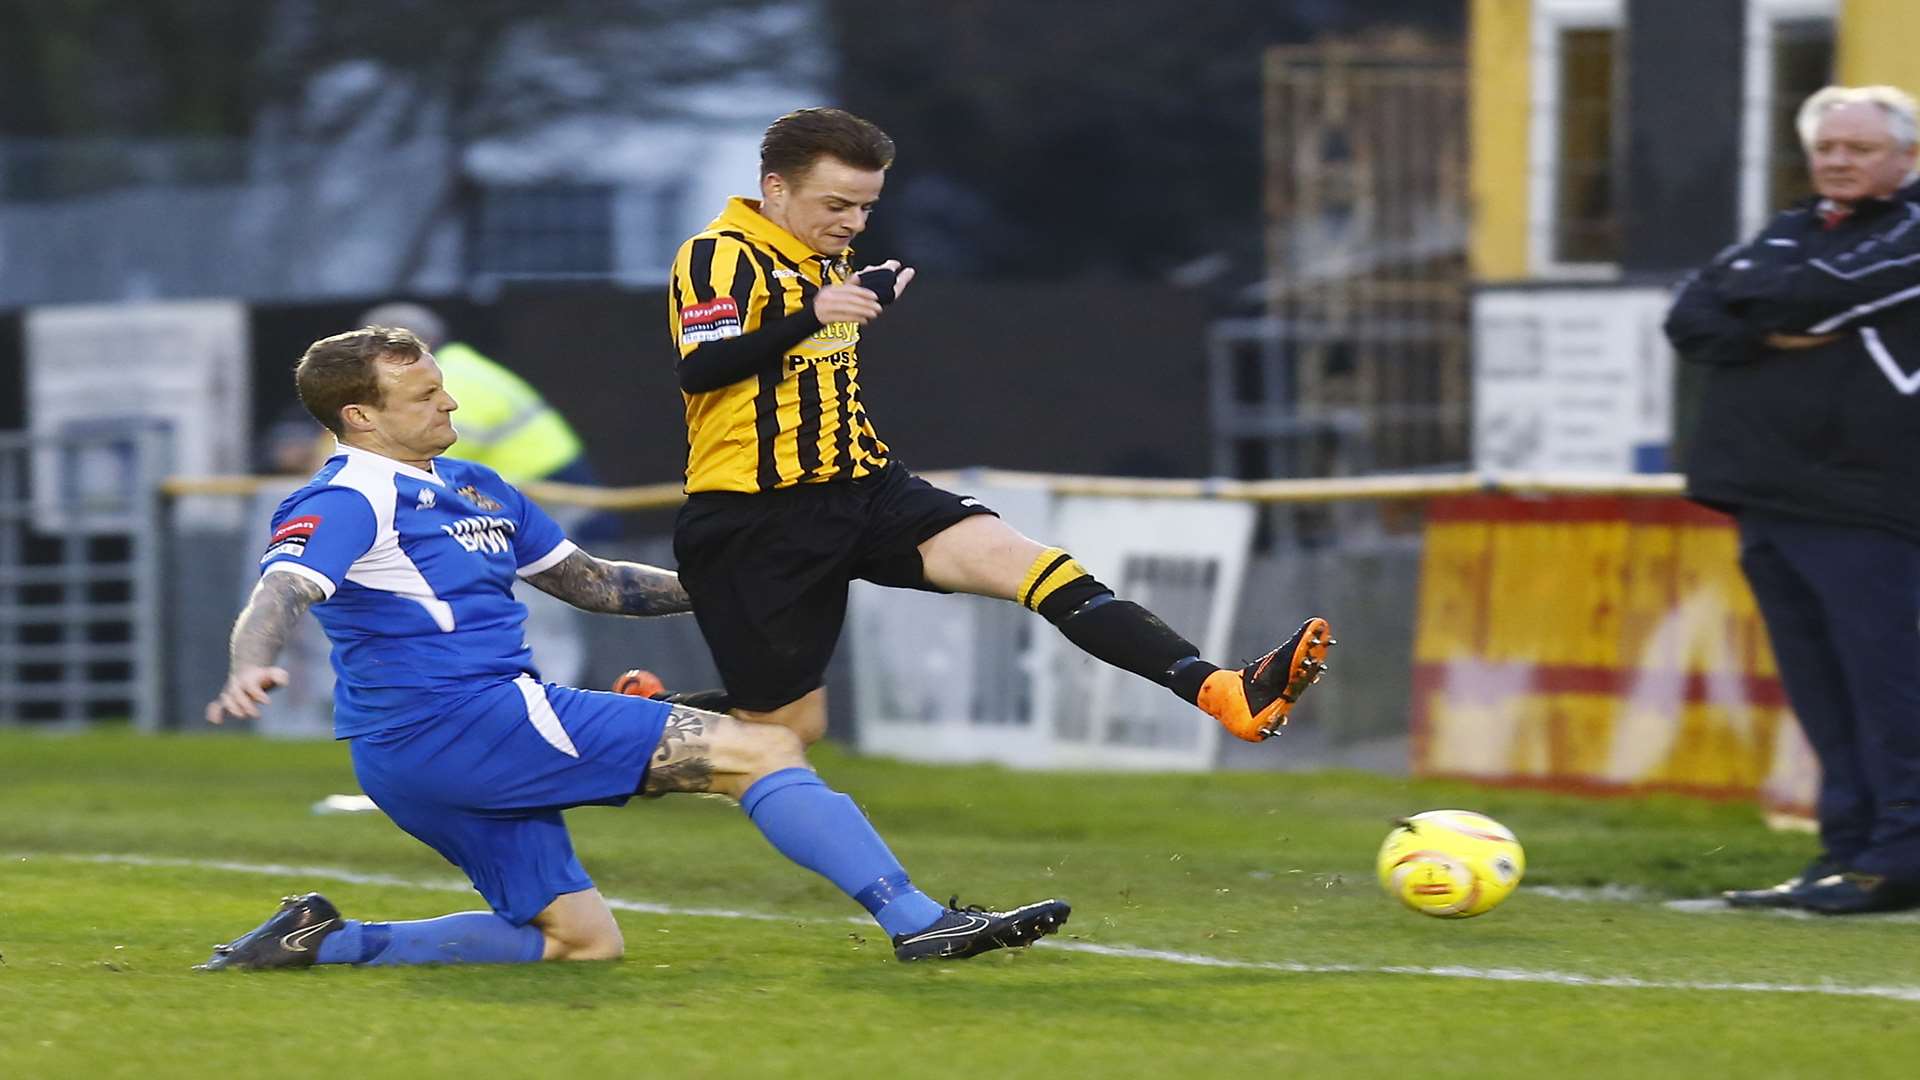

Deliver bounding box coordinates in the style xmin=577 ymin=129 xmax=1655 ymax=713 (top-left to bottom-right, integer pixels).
xmin=680 ymin=296 xmax=743 ymax=345
xmin=271 ymin=515 xmax=321 ymax=543
xmin=261 ymin=514 xmax=321 ymax=563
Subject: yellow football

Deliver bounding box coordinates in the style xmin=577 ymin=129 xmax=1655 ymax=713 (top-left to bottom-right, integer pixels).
xmin=1376 ymin=809 xmax=1525 ymax=918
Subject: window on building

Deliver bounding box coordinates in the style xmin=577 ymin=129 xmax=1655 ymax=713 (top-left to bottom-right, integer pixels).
xmin=1740 ymin=1 xmax=1838 ymax=236
xmin=1529 ymin=0 xmax=1624 ymax=276
xmin=1767 ymin=19 xmax=1835 ymax=210
xmin=467 ymin=185 xmax=615 ymax=281
xmin=1552 ymin=26 xmax=1620 ymax=265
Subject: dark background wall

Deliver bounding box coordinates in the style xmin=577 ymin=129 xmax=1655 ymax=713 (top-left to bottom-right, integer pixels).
xmin=242 ymin=281 xmax=1212 ymax=487
xmin=1621 ymin=0 xmax=1745 ymax=274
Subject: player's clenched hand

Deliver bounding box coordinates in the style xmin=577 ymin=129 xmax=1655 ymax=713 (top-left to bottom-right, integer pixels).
xmin=856 ymin=259 xmax=917 ymax=304
xmin=812 ymin=281 xmax=884 ymax=325
xmin=205 ymin=666 xmax=289 ymax=725
xmin=1763 ymin=332 xmax=1842 ymax=350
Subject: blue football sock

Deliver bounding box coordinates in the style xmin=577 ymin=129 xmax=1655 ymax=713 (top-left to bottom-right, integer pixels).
xmin=316 ymin=912 xmax=546 ymax=966
xmin=740 ymin=767 xmax=947 ymax=937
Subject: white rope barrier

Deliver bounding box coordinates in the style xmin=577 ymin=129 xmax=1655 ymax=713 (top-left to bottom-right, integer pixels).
xmin=160 ymin=468 xmax=1689 ymax=509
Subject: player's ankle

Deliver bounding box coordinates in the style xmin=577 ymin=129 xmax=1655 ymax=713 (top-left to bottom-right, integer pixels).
xmin=1164 ymin=655 xmax=1218 ymax=703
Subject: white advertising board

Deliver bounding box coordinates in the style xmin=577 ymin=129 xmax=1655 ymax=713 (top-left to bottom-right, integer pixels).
xmin=1472 ymin=286 xmax=1676 ymax=473
xmin=851 ymin=482 xmax=1254 ymax=771
xmin=26 ymin=300 xmax=252 ymax=530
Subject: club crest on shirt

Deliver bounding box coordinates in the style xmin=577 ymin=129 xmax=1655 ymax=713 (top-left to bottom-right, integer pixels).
xmin=455 ymin=484 xmax=503 ymax=511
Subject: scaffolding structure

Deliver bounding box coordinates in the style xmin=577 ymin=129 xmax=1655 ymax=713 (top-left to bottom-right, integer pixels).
xmin=1214 ymin=43 xmax=1470 ymax=480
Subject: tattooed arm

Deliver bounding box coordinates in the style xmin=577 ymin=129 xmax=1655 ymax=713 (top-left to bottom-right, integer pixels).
xmin=205 ymin=571 xmax=327 ymax=725
xmin=524 ymin=549 xmax=693 ymax=617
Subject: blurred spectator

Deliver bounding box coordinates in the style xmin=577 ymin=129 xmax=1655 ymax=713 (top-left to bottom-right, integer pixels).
xmin=1665 ymin=85 xmax=1920 ymax=915
xmin=358 ymin=303 xmax=615 ymax=532
xmin=259 ymin=401 xmax=335 ymax=476
xmin=361 ymin=301 xmax=617 ymax=686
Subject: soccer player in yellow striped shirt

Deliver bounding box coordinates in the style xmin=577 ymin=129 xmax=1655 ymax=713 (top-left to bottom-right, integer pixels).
xmin=663 ymin=107 xmax=1332 ymax=747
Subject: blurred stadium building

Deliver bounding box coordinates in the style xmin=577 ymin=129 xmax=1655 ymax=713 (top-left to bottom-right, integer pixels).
xmin=2 ymin=1 xmax=1916 ymax=813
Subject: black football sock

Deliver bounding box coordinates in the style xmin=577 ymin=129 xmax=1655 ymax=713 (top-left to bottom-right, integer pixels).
xmin=650 ymin=688 xmax=736 ymax=713
xmin=1020 ymin=547 xmax=1219 ymax=704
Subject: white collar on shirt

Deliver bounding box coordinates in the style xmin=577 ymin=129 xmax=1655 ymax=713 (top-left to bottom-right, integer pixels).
xmin=334 ymin=440 xmax=446 ymax=487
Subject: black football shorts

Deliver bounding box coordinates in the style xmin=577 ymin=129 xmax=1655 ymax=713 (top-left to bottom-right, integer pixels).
xmin=671 ymin=461 xmax=997 ymax=712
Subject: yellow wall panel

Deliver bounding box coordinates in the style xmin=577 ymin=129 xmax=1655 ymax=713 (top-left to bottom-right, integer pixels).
xmin=1838 ymin=0 xmax=1920 ymax=91
xmin=1470 ymin=0 xmax=1532 ymax=281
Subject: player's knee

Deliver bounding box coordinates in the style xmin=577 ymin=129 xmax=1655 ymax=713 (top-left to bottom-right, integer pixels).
xmin=574 ymin=926 xmax=626 ymax=962
xmin=742 ymin=721 xmax=808 ymax=778
xmin=784 ymin=707 xmax=827 ymax=745
xmin=544 ymin=920 xmax=625 ymax=962
xmin=699 ymin=717 xmax=809 ymax=801
xmin=736 ymin=693 xmax=827 ymax=745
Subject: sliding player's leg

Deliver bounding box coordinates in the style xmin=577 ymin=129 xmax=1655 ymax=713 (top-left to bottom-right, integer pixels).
xmin=199 ymin=680 xmax=670 ymax=971
xmin=200 ymin=688 xmax=1064 ymax=969
xmin=641 ymin=703 xmax=1069 ymax=959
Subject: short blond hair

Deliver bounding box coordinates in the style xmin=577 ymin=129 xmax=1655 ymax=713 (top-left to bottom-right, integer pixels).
xmin=1797 ymin=84 xmax=1920 ymax=150
xmin=295 ymin=326 xmax=428 ymax=436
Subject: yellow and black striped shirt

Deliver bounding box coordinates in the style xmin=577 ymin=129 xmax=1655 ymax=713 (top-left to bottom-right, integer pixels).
xmin=667 ymin=197 xmax=891 ymax=493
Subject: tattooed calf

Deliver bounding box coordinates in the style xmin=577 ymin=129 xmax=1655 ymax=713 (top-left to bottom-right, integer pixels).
xmin=641 ymin=704 xmax=717 ymax=796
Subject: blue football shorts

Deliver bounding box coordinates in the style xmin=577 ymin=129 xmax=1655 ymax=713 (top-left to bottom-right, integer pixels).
xmin=348 ymin=675 xmax=671 ymax=925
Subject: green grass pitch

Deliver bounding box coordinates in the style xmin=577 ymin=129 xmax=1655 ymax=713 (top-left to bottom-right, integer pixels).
xmin=2 ymin=730 xmax=1916 ymax=1078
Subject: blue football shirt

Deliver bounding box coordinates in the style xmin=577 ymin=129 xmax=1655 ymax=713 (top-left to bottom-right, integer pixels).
xmin=258 ymin=443 xmax=576 ymax=738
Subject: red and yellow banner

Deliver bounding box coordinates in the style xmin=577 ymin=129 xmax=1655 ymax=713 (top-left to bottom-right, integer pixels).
xmin=1412 ymin=495 xmax=1816 ymax=810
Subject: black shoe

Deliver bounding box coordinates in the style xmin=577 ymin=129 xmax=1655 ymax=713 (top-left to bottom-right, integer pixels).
xmin=892 ymin=897 xmax=1071 ymax=962
xmin=1793 ymin=872 xmax=1920 ymax=915
xmin=1722 ymin=857 xmax=1845 ymax=909
xmin=196 ymin=893 xmax=343 ymax=971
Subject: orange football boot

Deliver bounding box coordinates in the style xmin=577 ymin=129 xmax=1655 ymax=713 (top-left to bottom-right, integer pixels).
xmin=1196 ymin=617 xmax=1334 ymax=742
xmin=611 ymin=668 xmax=666 ymax=697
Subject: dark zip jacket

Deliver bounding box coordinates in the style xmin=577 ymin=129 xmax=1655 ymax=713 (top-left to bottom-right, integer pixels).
xmin=1664 ymin=179 xmax=1920 ymax=542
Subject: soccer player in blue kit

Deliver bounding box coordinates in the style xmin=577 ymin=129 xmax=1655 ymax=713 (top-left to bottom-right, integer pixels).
xmin=198 ymin=326 xmax=1067 ymax=969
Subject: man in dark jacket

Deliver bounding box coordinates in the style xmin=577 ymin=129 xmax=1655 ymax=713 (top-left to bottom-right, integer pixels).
xmin=1666 ymin=85 xmax=1920 ymax=914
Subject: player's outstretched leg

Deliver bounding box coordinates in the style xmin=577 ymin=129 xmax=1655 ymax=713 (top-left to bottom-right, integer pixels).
xmin=197 ymin=893 xmax=548 ymax=971
xmin=1008 ymin=544 xmax=1334 ymax=743
xmin=197 ymin=893 xmax=347 ymax=971
xmin=646 ymin=702 xmax=1070 ymax=961
xmin=889 ymin=895 xmax=1073 ymax=962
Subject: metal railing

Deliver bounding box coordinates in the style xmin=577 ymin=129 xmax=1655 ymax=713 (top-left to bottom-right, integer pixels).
xmin=0 ymin=423 xmax=167 ymax=729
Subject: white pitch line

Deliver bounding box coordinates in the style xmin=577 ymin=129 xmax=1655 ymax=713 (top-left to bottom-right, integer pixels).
xmin=1527 ymin=884 xmax=1653 ymax=903
xmin=18 ymin=852 xmax=1920 ymax=1004
xmin=1527 ymin=882 xmax=1920 ymax=923
xmin=1049 ymin=943 xmax=1920 ymax=1003
xmin=30 ymin=852 xmax=797 ymax=923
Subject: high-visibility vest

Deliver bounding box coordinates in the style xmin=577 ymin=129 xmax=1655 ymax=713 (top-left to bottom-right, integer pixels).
xmin=435 ymin=341 xmax=584 ymax=485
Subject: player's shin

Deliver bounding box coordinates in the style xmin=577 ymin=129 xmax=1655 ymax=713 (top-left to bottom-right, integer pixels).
xmin=316 ymin=913 xmax=545 ymax=966
xmin=1022 ymin=548 xmax=1219 ymax=703
xmin=738 ymin=768 xmax=945 ymax=936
